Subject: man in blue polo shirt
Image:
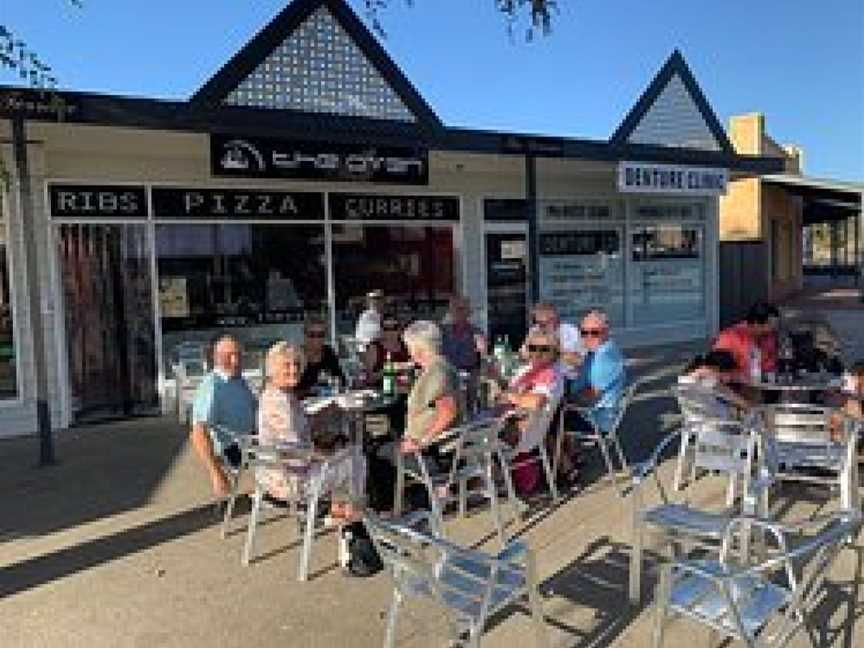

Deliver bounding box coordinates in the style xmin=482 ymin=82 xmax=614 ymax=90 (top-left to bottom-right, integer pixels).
xmin=190 ymin=335 xmax=257 ymax=497
xmin=569 ymin=310 xmax=627 ymax=433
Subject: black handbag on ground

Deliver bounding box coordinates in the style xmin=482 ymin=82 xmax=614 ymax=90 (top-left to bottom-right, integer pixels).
xmin=342 ymin=521 xmax=383 ymax=577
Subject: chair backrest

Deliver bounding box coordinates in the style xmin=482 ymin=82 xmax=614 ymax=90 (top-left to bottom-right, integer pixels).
xmin=364 ymin=513 xmax=524 ymax=626
xmin=608 ymin=380 xmax=638 ymax=435
xmin=450 ymin=418 xmax=507 ymax=468
xmin=242 ymin=436 xmax=315 ymax=474
xmin=764 ymin=403 xmax=841 ymax=445
xmin=691 ymin=419 xmax=755 ymax=479
xmin=513 ymin=386 xmax=563 ymax=454
xmin=673 ymin=382 xmax=735 ymax=425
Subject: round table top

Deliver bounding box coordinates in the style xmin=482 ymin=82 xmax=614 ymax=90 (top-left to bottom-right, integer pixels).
xmin=303 ymin=389 xmax=398 ymax=413
xmin=750 ymin=374 xmax=840 ymax=392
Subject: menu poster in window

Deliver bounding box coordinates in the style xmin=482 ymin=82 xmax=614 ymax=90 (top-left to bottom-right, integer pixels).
xmin=630 ymin=262 xmax=704 ymax=322
xmin=538 ymin=231 xmax=624 ymax=324
xmin=159 ymin=277 xmax=189 ymax=319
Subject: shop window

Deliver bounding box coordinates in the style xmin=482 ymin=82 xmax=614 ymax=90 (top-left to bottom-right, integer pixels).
xmin=0 ymin=207 xmax=16 ymax=399
xmin=332 ymin=225 xmax=454 ymax=335
xmin=630 ymin=223 xmax=705 ymax=324
xmin=155 ymin=224 xmax=327 ymax=377
xmin=537 ymin=228 xmax=625 ymax=327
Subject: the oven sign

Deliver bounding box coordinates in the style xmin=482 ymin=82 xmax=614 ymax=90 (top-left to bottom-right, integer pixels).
xmin=211 ymin=135 xmax=429 ymax=185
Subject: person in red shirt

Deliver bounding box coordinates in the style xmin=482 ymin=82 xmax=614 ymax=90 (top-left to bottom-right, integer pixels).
xmin=712 ymin=302 xmax=780 ymax=383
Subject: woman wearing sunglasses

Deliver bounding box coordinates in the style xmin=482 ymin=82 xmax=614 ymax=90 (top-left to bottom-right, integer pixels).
xmin=495 ymin=329 xmax=563 ymax=495
xmin=297 ymin=314 xmax=345 ymax=397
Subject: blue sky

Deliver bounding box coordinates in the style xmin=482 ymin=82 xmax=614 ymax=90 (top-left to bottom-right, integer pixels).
xmin=3 ymin=0 xmax=863 ymax=180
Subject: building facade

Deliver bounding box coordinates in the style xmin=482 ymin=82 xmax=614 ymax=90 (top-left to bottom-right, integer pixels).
xmin=0 ymin=0 xmax=781 ymax=435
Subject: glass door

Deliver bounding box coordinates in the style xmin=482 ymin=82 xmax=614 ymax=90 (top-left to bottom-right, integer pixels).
xmin=57 ymin=224 xmax=157 ymax=423
xmin=485 ymin=229 xmax=529 ymax=348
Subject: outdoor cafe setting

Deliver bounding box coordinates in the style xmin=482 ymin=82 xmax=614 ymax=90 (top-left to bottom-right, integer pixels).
xmin=179 ymin=293 xmax=864 ymax=648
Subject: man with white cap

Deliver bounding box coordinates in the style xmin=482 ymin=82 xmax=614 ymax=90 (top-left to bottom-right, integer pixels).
xmin=355 ymin=289 xmax=384 ymax=347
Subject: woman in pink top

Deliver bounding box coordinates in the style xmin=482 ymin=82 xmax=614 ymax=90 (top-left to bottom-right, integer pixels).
xmin=495 ymin=329 xmax=563 ymax=494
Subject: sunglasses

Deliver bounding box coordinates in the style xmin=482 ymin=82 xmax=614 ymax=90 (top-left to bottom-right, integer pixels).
xmin=580 ymin=328 xmax=605 ymax=337
xmin=533 ymin=318 xmax=555 ymax=327
xmin=382 ymin=323 xmax=400 ymax=331
xmin=527 ymin=344 xmax=553 ymax=353
xmin=305 ymin=331 xmax=326 ymax=338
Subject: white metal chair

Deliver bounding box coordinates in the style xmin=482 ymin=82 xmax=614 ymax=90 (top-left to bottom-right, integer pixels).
xmin=499 ymin=388 xmax=562 ymax=503
xmin=394 ymin=416 xmax=521 ymax=546
xmin=364 ymin=511 xmax=548 ymax=648
xmin=553 ymin=381 xmax=637 ymax=496
xmin=174 ymin=358 xmax=207 ymax=424
xmin=672 ymin=382 xmax=742 ymax=492
xmin=628 ymin=415 xmax=769 ymax=604
xmin=758 ymin=403 xmax=861 ymax=511
xmin=239 ymin=437 xmax=357 ymax=581
xmin=653 ymin=510 xmax=862 ymax=647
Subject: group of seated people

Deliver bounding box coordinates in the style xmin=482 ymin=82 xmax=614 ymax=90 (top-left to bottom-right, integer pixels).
xmin=677 ymin=301 xmax=864 ymax=432
xmin=189 ymin=296 xmax=630 ymax=522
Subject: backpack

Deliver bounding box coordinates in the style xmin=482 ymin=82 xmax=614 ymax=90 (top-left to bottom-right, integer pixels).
xmin=342 ymin=521 xmax=383 ymax=577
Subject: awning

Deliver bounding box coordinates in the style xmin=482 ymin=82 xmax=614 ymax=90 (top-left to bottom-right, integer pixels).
xmin=763 ymin=174 xmax=863 ymax=225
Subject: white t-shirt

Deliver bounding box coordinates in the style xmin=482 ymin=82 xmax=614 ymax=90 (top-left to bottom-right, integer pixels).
xmin=557 ymin=321 xmax=585 ymax=355
xmin=354 ymin=308 xmax=382 ymax=345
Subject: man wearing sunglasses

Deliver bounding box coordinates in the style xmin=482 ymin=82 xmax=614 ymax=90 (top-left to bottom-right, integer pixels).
xmin=567 ymin=310 xmax=626 ymax=434
xmin=526 ymin=302 xmax=584 ymax=376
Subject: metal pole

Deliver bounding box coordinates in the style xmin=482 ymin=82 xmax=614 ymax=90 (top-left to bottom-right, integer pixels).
xmin=525 ymin=152 xmax=539 ymax=302
xmin=11 ymin=115 xmax=55 ymax=465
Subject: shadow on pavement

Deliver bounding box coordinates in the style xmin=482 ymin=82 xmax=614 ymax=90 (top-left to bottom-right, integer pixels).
xmin=0 ymin=501 xmax=218 ymax=599
xmin=0 ymin=417 xmax=188 ymax=542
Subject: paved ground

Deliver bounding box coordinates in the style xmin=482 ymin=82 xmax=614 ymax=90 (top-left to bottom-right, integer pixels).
xmin=1 ymin=337 xmax=862 ymax=647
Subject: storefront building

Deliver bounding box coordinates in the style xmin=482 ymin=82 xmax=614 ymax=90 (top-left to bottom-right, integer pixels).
xmin=0 ymin=0 xmax=781 ymax=435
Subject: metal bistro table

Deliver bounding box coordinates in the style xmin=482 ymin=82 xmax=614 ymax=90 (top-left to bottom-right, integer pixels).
xmin=749 ymin=373 xmax=840 ymax=404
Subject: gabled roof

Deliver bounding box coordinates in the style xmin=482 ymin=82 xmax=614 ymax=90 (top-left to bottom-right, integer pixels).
xmin=610 ymin=50 xmax=734 ymax=155
xmin=190 ymin=0 xmax=442 ymax=130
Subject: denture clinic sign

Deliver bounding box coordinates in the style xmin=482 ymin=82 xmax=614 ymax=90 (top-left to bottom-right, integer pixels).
xmin=618 ymin=162 xmax=728 ymax=196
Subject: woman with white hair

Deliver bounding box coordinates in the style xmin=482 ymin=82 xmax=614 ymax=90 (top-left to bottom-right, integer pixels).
xmin=399 ymin=320 xmax=461 ymax=454
xmin=258 ymin=342 xmax=364 ymax=520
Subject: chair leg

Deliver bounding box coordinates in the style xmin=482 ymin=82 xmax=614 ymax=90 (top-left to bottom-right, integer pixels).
xmin=629 ymin=522 xmax=643 ymax=605
xmin=673 ymin=433 xmax=690 ymax=492
xmin=298 ymin=486 xmax=320 ymax=582
xmin=539 ymin=446 xmax=558 ymax=501
xmin=498 ymin=449 xmax=523 ymax=519
xmin=384 ymin=588 xmax=402 ymax=648
xmin=597 ymin=437 xmax=620 ymax=494
xmin=242 ymin=487 xmax=262 ymax=566
xmin=612 ymin=434 xmax=629 ymax=472
xmin=552 ymin=414 xmax=567 ymax=481
xmin=525 ymin=551 xmax=548 ymax=648
xmin=486 ymin=458 xmax=507 ymax=547
xmin=725 ymin=473 xmax=737 ymax=509
xmin=652 ymin=564 xmax=672 ymax=648
xmin=394 ymin=451 xmax=405 ymax=517
xmin=221 ymin=474 xmax=240 ymax=540
xmin=459 ymin=478 xmax=467 ymax=518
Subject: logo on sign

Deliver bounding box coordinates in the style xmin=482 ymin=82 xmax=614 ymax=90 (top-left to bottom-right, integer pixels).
xmin=219 ymin=139 xmax=266 ymax=172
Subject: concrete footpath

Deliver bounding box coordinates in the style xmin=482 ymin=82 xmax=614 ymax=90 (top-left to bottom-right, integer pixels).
xmin=1 ymin=339 xmax=862 ymax=647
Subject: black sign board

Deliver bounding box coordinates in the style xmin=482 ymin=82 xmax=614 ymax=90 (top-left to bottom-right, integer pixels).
xmin=211 ymin=135 xmax=429 ymax=185
xmin=329 ymin=193 xmax=459 ymax=222
xmin=152 ymin=188 xmax=325 ymax=220
xmin=539 ymin=231 xmax=620 ymax=256
xmin=49 ymin=184 xmax=148 ymax=218
xmin=484 ymin=198 xmax=528 ymax=221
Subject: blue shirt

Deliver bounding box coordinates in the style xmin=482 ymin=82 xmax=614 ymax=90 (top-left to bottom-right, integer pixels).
xmin=192 ymin=371 xmax=257 ymax=453
xmin=571 ymin=340 xmax=626 ymax=432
